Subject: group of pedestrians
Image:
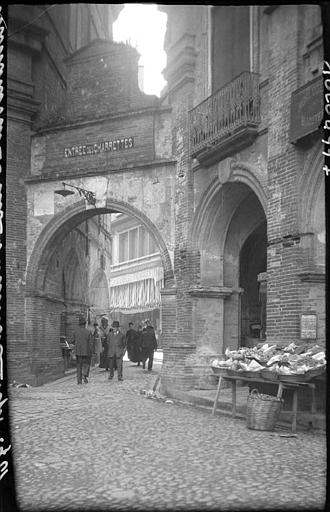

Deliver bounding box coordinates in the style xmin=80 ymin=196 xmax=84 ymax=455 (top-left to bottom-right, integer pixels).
xmin=72 ymin=315 xmax=158 ymax=384
xmin=126 ymin=320 xmax=158 ymax=372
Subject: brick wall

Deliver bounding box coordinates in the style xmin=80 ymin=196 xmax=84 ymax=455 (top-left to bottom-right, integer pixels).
xmin=161 ymin=5 xmax=325 ymax=395
xmin=25 ymin=295 xmax=65 ymax=386
xmin=37 ymin=40 xmax=158 ymax=130
xmin=30 ymin=39 xmax=175 ymax=179
xmin=6 ymin=114 xmax=33 ymax=382
xmin=265 ymin=5 xmax=324 ymax=343
xmin=6 ymin=6 xmax=67 ymax=383
xmin=266 ymin=6 xmax=299 ymax=342
xmin=6 ymin=5 xmax=94 ymax=383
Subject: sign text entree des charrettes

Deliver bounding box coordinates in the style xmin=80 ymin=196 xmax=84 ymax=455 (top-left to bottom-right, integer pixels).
xmin=64 ymin=137 xmax=134 ymax=158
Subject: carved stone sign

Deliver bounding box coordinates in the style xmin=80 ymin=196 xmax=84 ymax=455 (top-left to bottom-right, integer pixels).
xmin=300 ymin=313 xmax=317 ymax=340
xmin=290 ymin=76 xmax=323 ymax=143
xmin=64 ymin=137 xmax=134 ymax=158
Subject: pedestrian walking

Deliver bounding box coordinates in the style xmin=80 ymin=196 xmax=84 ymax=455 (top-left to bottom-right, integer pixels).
xmin=126 ymin=322 xmax=141 ymax=365
xmin=141 ymin=319 xmax=157 ymax=371
xmin=99 ymin=316 xmax=111 ymax=371
xmin=72 ymin=315 xmax=94 ymax=384
xmin=92 ymin=322 xmax=102 ymax=366
xmin=136 ymin=324 xmax=143 ymax=366
xmin=107 ymin=320 xmax=126 ymax=381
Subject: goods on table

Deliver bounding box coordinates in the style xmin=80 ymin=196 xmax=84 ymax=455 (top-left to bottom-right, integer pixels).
xmin=211 ymin=342 xmax=326 ymax=379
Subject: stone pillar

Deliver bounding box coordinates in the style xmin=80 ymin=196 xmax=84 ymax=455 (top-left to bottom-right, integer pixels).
xmin=160 ymin=287 xmax=196 ymax=393
xmin=185 ymin=286 xmax=233 ymax=389
xmin=159 ymin=287 xmax=178 ymax=349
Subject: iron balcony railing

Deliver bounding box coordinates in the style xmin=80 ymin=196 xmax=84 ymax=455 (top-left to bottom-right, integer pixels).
xmin=189 ymin=71 xmax=261 ymax=157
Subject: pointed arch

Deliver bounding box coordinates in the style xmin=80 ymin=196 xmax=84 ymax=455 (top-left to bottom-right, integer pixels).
xmin=26 ymin=198 xmax=174 ymax=295
xmin=191 ymin=161 xmax=267 ymax=249
xmin=297 ymin=141 xmax=324 ymax=232
xmin=89 ymin=268 xmax=110 ymax=315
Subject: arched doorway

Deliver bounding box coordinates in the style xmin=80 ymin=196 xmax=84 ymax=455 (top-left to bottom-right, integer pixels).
xmin=192 ymin=174 xmax=267 ymax=355
xmin=222 ymin=184 xmax=267 ymax=351
xmin=25 ymin=200 xmax=173 ymax=384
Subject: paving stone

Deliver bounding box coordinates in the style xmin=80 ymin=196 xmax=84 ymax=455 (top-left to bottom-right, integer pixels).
xmin=8 ymin=361 xmax=326 ymax=511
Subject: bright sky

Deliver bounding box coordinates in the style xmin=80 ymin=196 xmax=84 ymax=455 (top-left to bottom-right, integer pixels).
xmin=113 ymin=4 xmax=167 ymax=97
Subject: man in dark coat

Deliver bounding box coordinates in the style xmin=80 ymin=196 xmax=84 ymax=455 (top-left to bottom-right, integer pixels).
xmin=72 ymin=315 xmax=94 ymax=384
xmin=126 ymin=322 xmax=141 ymax=365
xmin=107 ymin=320 xmax=126 ymax=381
xmin=126 ymin=322 xmax=136 ymax=361
xmin=141 ymin=320 xmax=157 ymax=371
xmin=99 ymin=316 xmax=111 ymax=371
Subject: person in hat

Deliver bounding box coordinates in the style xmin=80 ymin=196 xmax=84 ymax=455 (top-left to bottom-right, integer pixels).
xmin=141 ymin=319 xmax=157 ymax=371
xmin=125 ymin=322 xmax=142 ymax=366
xmin=72 ymin=315 xmax=94 ymax=384
xmin=99 ymin=316 xmax=111 ymax=371
xmin=107 ymin=320 xmax=126 ymax=381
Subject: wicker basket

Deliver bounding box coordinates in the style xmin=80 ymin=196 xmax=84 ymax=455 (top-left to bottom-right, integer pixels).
xmin=246 ymin=389 xmax=283 ymax=431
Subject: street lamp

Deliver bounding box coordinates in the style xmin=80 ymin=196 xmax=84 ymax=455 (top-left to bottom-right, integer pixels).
xmin=54 ymin=182 xmax=96 ymax=206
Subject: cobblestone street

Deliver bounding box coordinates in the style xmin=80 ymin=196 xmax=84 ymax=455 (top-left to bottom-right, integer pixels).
xmin=9 ymin=360 xmax=326 ymax=512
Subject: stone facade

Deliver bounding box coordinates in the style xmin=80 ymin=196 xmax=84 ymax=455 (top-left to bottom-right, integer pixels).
xmin=158 ymin=5 xmax=325 ymax=397
xmin=6 ymin=5 xmax=325 ymax=403
xmin=7 ymin=5 xmax=176 ymax=386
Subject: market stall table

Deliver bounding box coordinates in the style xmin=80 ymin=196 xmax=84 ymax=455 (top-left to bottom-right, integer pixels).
xmin=211 ymin=372 xmax=317 ymax=433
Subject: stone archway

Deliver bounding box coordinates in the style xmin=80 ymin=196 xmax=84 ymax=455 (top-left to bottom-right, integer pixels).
xmin=26 ymin=199 xmax=174 ymax=293
xmin=190 ymin=169 xmax=267 ymax=356
xmin=297 ymin=142 xmax=325 ymax=269
xmin=191 ymin=159 xmax=267 ymax=251
xmin=24 ymin=198 xmax=174 ymax=385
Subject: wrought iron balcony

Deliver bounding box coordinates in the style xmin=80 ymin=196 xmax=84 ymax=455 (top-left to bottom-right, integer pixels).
xmin=189 ymin=71 xmax=261 ymax=165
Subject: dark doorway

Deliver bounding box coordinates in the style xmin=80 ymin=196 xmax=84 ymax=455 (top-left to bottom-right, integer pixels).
xmin=239 ymin=221 xmax=267 ymax=347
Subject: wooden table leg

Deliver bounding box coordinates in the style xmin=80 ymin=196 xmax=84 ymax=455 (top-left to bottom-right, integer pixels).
xmin=292 ymin=389 xmax=298 ymax=433
xmin=212 ymin=376 xmax=222 ymax=416
xmin=277 ymin=382 xmax=283 ymax=399
xmin=232 ymin=380 xmax=237 ymax=418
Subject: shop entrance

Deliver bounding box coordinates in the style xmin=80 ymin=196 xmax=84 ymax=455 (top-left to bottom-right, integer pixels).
xmin=239 ymin=221 xmax=267 ymax=347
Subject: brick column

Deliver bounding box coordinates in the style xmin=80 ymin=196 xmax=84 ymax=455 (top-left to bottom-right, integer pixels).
xmin=7 ymin=33 xmax=41 ymax=382
xmin=265 ymin=6 xmax=303 ymax=344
